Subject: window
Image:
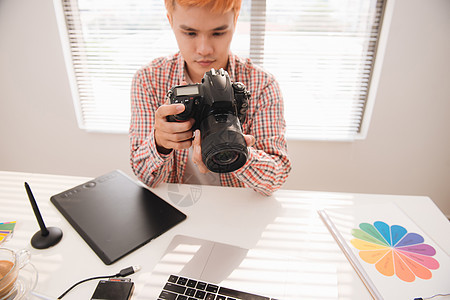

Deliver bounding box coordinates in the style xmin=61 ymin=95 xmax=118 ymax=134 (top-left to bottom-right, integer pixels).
xmin=55 ymin=0 xmax=386 ymax=140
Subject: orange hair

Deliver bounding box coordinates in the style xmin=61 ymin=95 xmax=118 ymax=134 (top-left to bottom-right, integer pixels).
xmin=165 ymin=0 xmax=242 ymax=18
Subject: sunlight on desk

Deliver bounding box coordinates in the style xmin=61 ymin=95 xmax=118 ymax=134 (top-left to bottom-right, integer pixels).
xmin=1 ymin=171 xmax=449 ymax=300
xmin=140 ymin=235 xmax=338 ymax=299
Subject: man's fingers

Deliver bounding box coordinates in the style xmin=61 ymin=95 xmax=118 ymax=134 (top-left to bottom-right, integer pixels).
xmin=164 ymin=138 xmax=193 ymax=150
xmin=154 ymin=104 xmax=194 ymax=153
xmin=244 ymin=134 xmax=256 ymax=147
xmin=156 ymin=103 xmax=185 ymax=118
xmin=192 ymin=130 xmax=202 ymax=159
xmin=192 ymin=130 xmax=210 ymax=173
xmin=165 ymin=131 xmax=194 ymax=143
xmin=192 ymin=130 xmax=201 ymax=147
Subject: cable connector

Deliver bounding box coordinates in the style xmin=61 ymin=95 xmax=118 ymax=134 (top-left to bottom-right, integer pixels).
xmin=58 ymin=265 xmax=141 ymax=299
xmin=118 ymin=265 xmax=141 ymax=277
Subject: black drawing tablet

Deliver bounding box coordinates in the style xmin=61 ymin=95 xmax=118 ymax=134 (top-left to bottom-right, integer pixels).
xmin=50 ymin=170 xmax=186 ymax=265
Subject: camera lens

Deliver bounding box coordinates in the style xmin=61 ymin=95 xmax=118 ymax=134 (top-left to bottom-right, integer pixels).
xmin=200 ymin=114 xmax=248 ymax=173
xmin=212 ymin=150 xmax=239 ymax=165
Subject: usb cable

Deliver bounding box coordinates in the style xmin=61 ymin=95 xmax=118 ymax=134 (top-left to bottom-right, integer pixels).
xmin=57 ymin=265 xmax=140 ymax=299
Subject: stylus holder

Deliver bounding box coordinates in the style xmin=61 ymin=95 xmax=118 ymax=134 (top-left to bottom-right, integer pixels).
xmin=25 ymin=182 xmax=63 ymax=249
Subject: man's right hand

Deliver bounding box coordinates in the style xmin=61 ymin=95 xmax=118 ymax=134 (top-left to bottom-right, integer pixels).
xmin=154 ymin=104 xmax=195 ymax=154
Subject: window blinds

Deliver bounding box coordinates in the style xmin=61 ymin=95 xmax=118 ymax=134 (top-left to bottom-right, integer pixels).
xmin=259 ymin=0 xmax=385 ymax=140
xmin=59 ymin=0 xmax=385 ymax=140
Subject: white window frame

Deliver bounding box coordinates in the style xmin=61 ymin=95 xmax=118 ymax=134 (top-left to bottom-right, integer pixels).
xmin=358 ymin=0 xmax=393 ymax=140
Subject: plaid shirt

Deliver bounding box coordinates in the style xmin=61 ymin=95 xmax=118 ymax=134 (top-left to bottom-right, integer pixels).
xmin=129 ymin=52 xmax=291 ymax=196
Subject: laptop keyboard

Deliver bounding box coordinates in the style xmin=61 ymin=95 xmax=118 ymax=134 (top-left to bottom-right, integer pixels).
xmin=158 ymin=274 xmax=277 ymax=300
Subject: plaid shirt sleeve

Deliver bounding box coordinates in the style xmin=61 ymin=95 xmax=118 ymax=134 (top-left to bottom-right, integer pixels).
xmin=129 ymin=63 xmax=177 ymax=187
xmin=222 ymin=60 xmax=292 ymax=196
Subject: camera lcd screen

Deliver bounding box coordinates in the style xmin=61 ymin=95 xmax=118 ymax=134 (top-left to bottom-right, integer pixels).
xmin=176 ymin=85 xmax=199 ymax=96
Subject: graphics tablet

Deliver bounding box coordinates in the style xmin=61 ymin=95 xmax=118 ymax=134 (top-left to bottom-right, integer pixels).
xmin=50 ymin=170 xmax=186 ymax=265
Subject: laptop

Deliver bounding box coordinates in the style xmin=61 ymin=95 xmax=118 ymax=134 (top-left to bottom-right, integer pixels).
xmin=50 ymin=170 xmax=186 ymax=265
xmin=141 ymin=235 xmax=338 ymax=299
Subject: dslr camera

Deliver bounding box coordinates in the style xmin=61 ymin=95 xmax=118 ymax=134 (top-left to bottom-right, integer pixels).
xmin=167 ymin=68 xmax=250 ymax=173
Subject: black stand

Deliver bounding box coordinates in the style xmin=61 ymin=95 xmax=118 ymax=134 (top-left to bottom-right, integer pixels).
xmin=25 ymin=182 xmax=63 ymax=249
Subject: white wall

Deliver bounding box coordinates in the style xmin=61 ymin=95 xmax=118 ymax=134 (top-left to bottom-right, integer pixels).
xmin=1 ymin=0 xmax=449 ymax=216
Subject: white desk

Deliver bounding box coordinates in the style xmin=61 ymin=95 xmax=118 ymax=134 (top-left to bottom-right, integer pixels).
xmin=1 ymin=171 xmax=449 ymax=299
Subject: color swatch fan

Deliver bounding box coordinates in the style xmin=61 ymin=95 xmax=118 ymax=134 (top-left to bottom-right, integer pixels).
xmin=351 ymin=221 xmax=439 ymax=282
xmin=0 ymin=221 xmax=16 ymax=245
xmin=318 ymin=202 xmax=450 ymax=300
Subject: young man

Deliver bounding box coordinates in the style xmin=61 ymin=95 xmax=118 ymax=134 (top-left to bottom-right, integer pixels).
xmin=129 ymin=0 xmax=291 ymax=196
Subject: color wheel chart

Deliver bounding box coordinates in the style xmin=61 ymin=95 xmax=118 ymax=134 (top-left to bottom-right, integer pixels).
xmin=350 ymin=221 xmax=440 ymax=282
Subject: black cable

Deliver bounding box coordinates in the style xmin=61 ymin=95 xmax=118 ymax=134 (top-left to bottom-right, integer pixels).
xmin=57 ymin=275 xmax=114 ymax=299
xmin=414 ymin=293 xmax=450 ymax=300
xmin=57 ymin=265 xmax=140 ymax=299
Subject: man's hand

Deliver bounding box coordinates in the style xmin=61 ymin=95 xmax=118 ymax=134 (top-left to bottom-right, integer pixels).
xmin=154 ymin=104 xmax=195 ymax=154
xmin=243 ymin=134 xmax=256 ymax=148
xmin=191 ymin=130 xmax=210 ymax=173
xmin=192 ymin=130 xmax=256 ymax=174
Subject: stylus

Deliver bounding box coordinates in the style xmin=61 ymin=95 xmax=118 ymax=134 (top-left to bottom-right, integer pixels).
xmin=25 ymin=182 xmax=63 ymax=249
xmin=25 ymin=182 xmax=49 ymax=236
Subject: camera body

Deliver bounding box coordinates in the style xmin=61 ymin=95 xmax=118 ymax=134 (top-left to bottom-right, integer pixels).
xmin=167 ymin=68 xmax=250 ymax=173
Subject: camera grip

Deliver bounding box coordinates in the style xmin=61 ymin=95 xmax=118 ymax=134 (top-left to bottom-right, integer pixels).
xmin=167 ymin=98 xmax=195 ymax=122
